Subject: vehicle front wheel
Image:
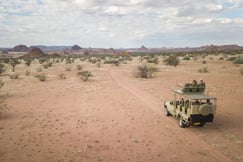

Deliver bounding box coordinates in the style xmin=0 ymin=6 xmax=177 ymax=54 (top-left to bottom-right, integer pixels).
xmin=179 ymin=118 xmax=186 ymax=128
xmin=164 ymin=108 xmax=170 ymax=116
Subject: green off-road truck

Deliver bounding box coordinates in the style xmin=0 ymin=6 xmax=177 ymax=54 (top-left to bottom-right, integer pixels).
xmin=164 ymin=81 xmax=217 ymax=128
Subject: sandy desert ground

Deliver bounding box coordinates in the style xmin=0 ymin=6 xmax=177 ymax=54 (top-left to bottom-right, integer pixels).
xmin=0 ymin=55 xmax=243 ymax=162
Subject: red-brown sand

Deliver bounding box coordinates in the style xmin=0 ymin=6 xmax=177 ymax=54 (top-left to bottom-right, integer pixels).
xmin=0 ymin=56 xmax=243 ymax=162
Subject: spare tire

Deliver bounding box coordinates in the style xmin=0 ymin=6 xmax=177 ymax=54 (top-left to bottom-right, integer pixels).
xmin=199 ymin=104 xmax=211 ymax=116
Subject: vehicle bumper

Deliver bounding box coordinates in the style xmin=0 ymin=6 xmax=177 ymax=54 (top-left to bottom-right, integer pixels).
xmin=190 ymin=114 xmax=214 ymax=123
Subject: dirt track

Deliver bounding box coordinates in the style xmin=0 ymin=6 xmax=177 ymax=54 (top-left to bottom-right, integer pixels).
xmin=0 ymin=57 xmax=243 ymax=162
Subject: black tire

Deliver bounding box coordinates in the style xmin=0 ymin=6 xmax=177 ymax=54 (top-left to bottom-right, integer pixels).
xmin=179 ymin=118 xmax=186 ymax=128
xmin=164 ymin=108 xmax=170 ymax=116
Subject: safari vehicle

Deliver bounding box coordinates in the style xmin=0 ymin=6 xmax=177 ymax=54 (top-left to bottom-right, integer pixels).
xmin=164 ymin=81 xmax=217 ymax=128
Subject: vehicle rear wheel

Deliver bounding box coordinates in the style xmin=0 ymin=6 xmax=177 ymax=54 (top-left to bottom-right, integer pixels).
xmin=199 ymin=122 xmax=205 ymax=127
xmin=179 ymin=118 xmax=186 ymax=128
xmin=164 ymin=108 xmax=170 ymax=116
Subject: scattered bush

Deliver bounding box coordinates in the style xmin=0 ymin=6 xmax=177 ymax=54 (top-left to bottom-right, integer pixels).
xmin=240 ymin=68 xmax=243 ymax=75
xmin=202 ymin=60 xmax=207 ymax=64
xmin=0 ymin=79 xmax=4 ymax=90
xmin=147 ymin=57 xmax=159 ymax=64
xmin=65 ymin=57 xmax=72 ymax=64
xmin=104 ymin=60 xmax=119 ymax=66
xmin=9 ymin=58 xmax=20 ymax=72
xmin=198 ymin=67 xmax=209 ymax=73
xmin=43 ymin=63 xmax=49 ymax=69
xmin=47 ymin=62 xmax=52 ymax=67
xmin=227 ymin=57 xmax=236 ymax=61
xmin=193 ymin=55 xmax=198 ymax=61
xmin=25 ymin=59 xmax=32 ymax=66
xmin=0 ymin=63 xmax=6 ymax=74
xmin=65 ymin=66 xmax=71 ymax=71
xmin=36 ymin=67 xmax=43 ymax=72
xmin=76 ymin=64 xmax=82 ymax=70
xmin=88 ymin=57 xmax=98 ymax=64
xmin=77 ymin=70 xmax=93 ymax=81
xmin=97 ymin=62 xmax=101 ymax=68
xmin=218 ymin=57 xmax=224 ymax=60
xmin=233 ymin=57 xmax=243 ymax=64
xmin=35 ymin=73 xmax=47 ymax=81
xmin=163 ymin=55 xmax=180 ymax=66
xmin=1 ymin=58 xmax=10 ymax=64
xmin=137 ymin=64 xmax=158 ymax=78
xmin=25 ymin=70 xmax=30 ymax=75
xmin=58 ymin=73 xmax=66 ymax=80
xmin=9 ymin=72 xmax=19 ymax=79
xmin=183 ymin=56 xmax=190 ymax=60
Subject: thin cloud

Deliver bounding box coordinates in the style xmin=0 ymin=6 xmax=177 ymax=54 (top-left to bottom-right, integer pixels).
xmin=0 ymin=0 xmax=243 ymax=47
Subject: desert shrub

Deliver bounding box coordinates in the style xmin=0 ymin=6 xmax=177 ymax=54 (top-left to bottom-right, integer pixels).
xmin=77 ymin=70 xmax=93 ymax=81
xmin=0 ymin=63 xmax=6 ymax=74
xmin=65 ymin=66 xmax=71 ymax=71
xmin=38 ymin=58 xmax=48 ymax=64
xmin=76 ymin=64 xmax=82 ymax=70
xmin=183 ymin=56 xmax=190 ymax=60
xmin=233 ymin=57 xmax=243 ymax=64
xmin=25 ymin=70 xmax=30 ymax=75
xmin=25 ymin=59 xmax=32 ymax=66
xmin=198 ymin=67 xmax=208 ymax=73
xmin=43 ymin=63 xmax=49 ymax=69
xmin=163 ymin=55 xmax=180 ymax=66
xmin=97 ymin=62 xmax=101 ymax=68
xmin=58 ymin=73 xmax=66 ymax=79
xmin=88 ymin=57 xmax=97 ymax=64
xmin=65 ymin=57 xmax=72 ymax=64
xmin=121 ymin=56 xmax=132 ymax=62
xmin=9 ymin=72 xmax=19 ymax=79
xmin=201 ymin=54 xmax=207 ymax=59
xmin=47 ymin=62 xmax=52 ymax=67
xmin=9 ymin=58 xmax=20 ymax=72
xmin=71 ymin=58 xmax=75 ymax=63
xmin=193 ymin=55 xmax=198 ymax=61
xmin=1 ymin=58 xmax=10 ymax=64
xmin=80 ymin=57 xmax=86 ymax=61
xmin=35 ymin=73 xmax=47 ymax=81
xmin=104 ymin=60 xmax=119 ymax=66
xmin=36 ymin=67 xmax=43 ymax=72
xmin=239 ymin=68 xmax=243 ymax=75
xmin=138 ymin=64 xmax=158 ymax=78
xmin=147 ymin=57 xmax=159 ymax=64
xmin=0 ymin=79 xmax=4 ymax=90
xmin=227 ymin=57 xmax=236 ymax=61
xmin=223 ymin=54 xmax=228 ymax=58
xmin=218 ymin=57 xmax=224 ymax=60
xmin=202 ymin=60 xmax=207 ymax=64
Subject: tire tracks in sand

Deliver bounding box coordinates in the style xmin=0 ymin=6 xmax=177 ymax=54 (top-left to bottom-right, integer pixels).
xmin=108 ymin=67 xmax=233 ymax=162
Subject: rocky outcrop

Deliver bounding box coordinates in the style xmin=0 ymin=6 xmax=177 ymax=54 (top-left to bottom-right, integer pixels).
xmin=71 ymin=45 xmax=82 ymax=51
xmin=13 ymin=45 xmax=29 ymax=52
xmin=22 ymin=48 xmax=46 ymax=58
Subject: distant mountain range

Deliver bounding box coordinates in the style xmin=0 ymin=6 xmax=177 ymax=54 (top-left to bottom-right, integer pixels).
xmin=1 ymin=44 xmax=243 ymax=55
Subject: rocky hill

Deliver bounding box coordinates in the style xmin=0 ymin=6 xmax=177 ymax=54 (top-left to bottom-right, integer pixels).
xmin=22 ymin=47 xmax=46 ymax=58
xmin=199 ymin=44 xmax=242 ymax=51
xmin=71 ymin=45 xmax=82 ymax=51
xmin=12 ymin=45 xmax=29 ymax=52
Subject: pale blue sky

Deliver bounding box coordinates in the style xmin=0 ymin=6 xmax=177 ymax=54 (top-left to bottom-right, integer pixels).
xmin=0 ymin=0 xmax=243 ymax=48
